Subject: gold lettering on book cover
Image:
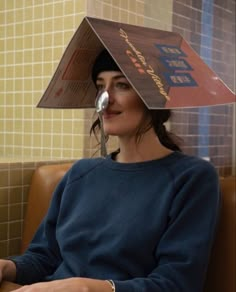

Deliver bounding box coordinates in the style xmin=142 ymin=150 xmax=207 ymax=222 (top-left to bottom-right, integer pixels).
xmin=119 ymin=28 xmax=170 ymax=101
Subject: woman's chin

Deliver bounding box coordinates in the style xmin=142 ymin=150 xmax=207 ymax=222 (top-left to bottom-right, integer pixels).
xmin=104 ymin=128 xmax=122 ymax=136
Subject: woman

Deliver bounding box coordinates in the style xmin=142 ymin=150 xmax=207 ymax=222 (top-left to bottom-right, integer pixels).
xmin=0 ymin=50 xmax=220 ymax=292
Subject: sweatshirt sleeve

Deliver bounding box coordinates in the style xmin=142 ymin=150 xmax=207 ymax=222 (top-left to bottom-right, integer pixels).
xmin=10 ymin=171 xmax=69 ymax=285
xmin=113 ymin=161 xmax=221 ymax=292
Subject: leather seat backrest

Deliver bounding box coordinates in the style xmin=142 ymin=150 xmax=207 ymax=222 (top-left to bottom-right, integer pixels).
xmin=204 ymin=176 xmax=236 ymax=292
xmin=20 ymin=163 xmax=73 ymax=253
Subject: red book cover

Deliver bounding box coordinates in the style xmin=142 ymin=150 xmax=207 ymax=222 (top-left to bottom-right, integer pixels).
xmin=37 ymin=17 xmax=235 ymax=109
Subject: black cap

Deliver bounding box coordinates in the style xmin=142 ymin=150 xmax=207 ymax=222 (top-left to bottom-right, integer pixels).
xmin=92 ymin=50 xmax=121 ymax=84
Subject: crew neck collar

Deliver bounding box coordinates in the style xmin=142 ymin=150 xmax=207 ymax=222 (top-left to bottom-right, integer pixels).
xmin=103 ymin=151 xmax=181 ymax=171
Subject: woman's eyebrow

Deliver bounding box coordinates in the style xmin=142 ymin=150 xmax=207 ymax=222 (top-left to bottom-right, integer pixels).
xmin=112 ymin=74 xmax=126 ymax=80
xmin=96 ymin=74 xmax=126 ymax=82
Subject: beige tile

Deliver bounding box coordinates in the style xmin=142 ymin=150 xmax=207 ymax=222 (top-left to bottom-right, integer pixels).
xmin=129 ymin=0 xmax=137 ymax=12
xmin=34 ymin=34 xmax=44 ymax=48
xmin=24 ymin=22 xmax=33 ymax=36
xmin=103 ymin=3 xmax=112 ymax=17
xmin=24 ymin=51 xmax=33 ymax=64
xmin=15 ymin=23 xmax=24 ymax=36
xmin=33 ymin=77 xmax=44 ymax=91
xmin=0 ymin=170 xmax=9 ymax=187
xmin=137 ymin=15 xmax=144 ymax=26
xmin=41 ymin=134 xmax=52 ymax=148
xmin=120 ymin=10 xmax=128 ymax=22
xmin=9 ymin=238 xmax=21 ymax=256
xmin=0 ymin=206 xmax=8 ymax=222
xmin=44 ymin=19 xmax=53 ymax=33
xmin=22 ymin=186 xmax=30 ymax=202
xmin=34 ymin=6 xmax=43 ymax=20
xmin=0 ymin=241 xmax=8 ymax=258
xmin=9 ymin=204 xmax=22 ymax=221
xmin=22 ymin=169 xmax=34 ymax=185
xmin=5 ymin=120 xmax=14 ymax=132
xmin=53 ymin=17 xmax=64 ymax=32
xmin=6 ymin=1 xmax=15 ymax=10
xmin=24 ymin=6 xmax=33 ymax=21
xmin=15 ymin=8 xmax=23 ymax=22
xmin=54 ymin=2 xmax=64 ymax=17
xmin=9 ymin=169 xmax=23 ymax=187
xmin=9 ymin=187 xmax=23 ymax=204
xmin=23 ymin=134 xmax=32 ymax=146
xmin=14 ymin=148 xmax=23 ymax=157
xmin=44 ymin=3 xmax=54 ymax=18
xmin=15 ymin=37 xmax=24 ymax=50
xmin=63 ymin=149 xmax=74 ymax=158
xmin=120 ymin=0 xmax=128 ymax=10
xmin=42 ymin=149 xmax=52 ymax=157
xmin=22 ymin=202 xmax=28 ymax=217
xmin=73 ymin=137 xmax=84 ymax=149
xmin=75 ymin=0 xmax=86 ymax=12
xmin=23 ymin=80 xmax=33 ymax=91
xmin=24 ymin=35 xmax=33 ymax=49
xmin=15 ymin=0 xmax=24 ymax=9
xmin=6 ymin=66 xmax=14 ymax=78
xmin=8 ymin=162 xmax=22 ymax=170
xmin=128 ymin=13 xmax=137 ymax=24
xmin=31 ymin=148 xmax=42 ymax=157
xmin=15 ymin=65 xmax=23 ymax=79
xmin=6 ymin=25 xmax=14 ymax=38
xmin=111 ymin=7 xmax=120 ymax=21
xmin=54 ymin=47 xmax=64 ymax=60
xmin=9 ymin=221 xmax=22 ymax=238
xmin=137 ymin=1 xmax=145 ymax=15
xmin=24 ymin=65 xmax=33 ymax=77
xmin=63 ymin=15 xmax=75 ymax=30
xmin=0 ymin=1 xmax=6 ymax=10
xmin=0 ymin=223 xmax=8 ymax=240
xmin=4 ymin=134 xmax=14 ymax=148
xmin=0 ymin=188 xmax=8 ymax=205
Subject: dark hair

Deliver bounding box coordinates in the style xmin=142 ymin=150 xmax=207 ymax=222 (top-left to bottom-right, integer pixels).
xmin=92 ymin=50 xmax=120 ymax=83
xmin=149 ymin=109 xmax=182 ymax=151
xmin=90 ymin=109 xmax=182 ymax=152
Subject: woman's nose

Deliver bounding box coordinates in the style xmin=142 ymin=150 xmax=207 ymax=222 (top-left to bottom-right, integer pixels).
xmin=106 ymin=86 xmax=115 ymax=103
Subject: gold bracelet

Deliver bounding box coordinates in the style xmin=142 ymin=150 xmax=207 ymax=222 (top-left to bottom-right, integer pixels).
xmin=106 ymin=279 xmax=115 ymax=291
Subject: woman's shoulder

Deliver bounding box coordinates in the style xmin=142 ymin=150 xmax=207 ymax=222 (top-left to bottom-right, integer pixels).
xmin=66 ymin=157 xmax=106 ymax=181
xmin=162 ymin=151 xmax=218 ymax=180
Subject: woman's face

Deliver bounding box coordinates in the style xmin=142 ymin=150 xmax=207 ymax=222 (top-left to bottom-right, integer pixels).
xmin=96 ymin=71 xmax=148 ymax=138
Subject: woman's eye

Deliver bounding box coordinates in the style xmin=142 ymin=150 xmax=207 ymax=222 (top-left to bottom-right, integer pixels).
xmin=116 ymin=82 xmax=129 ymax=89
xmin=96 ymin=84 xmax=105 ymax=90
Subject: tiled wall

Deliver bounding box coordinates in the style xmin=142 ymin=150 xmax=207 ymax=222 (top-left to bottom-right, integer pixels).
xmin=0 ymin=159 xmax=74 ymax=258
xmin=0 ymin=0 xmax=88 ymax=159
xmin=171 ymin=0 xmax=235 ymax=176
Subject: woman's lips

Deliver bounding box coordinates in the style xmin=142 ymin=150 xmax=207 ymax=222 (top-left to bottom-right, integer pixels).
xmin=103 ymin=110 xmax=121 ymax=119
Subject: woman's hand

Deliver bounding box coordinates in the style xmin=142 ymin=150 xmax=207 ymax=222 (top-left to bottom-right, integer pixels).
xmin=14 ymin=277 xmax=113 ymax=292
xmin=0 ymin=259 xmax=16 ymax=282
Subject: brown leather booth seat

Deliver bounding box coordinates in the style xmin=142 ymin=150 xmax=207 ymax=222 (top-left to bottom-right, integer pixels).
xmin=204 ymin=175 xmax=235 ymax=292
xmin=20 ymin=163 xmax=73 ymax=253
xmin=0 ymin=164 xmax=235 ymax=292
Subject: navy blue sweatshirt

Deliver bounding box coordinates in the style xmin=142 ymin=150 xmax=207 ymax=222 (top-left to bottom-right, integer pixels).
xmin=12 ymin=152 xmax=220 ymax=291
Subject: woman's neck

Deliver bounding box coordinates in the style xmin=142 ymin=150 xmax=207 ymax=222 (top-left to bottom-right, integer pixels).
xmin=115 ymin=129 xmax=173 ymax=163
